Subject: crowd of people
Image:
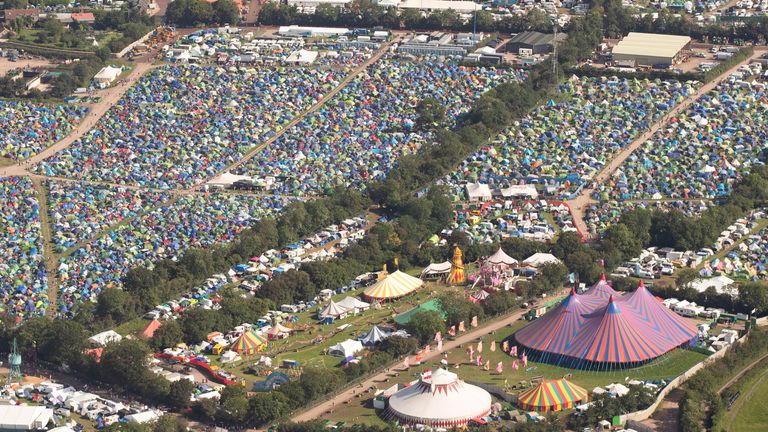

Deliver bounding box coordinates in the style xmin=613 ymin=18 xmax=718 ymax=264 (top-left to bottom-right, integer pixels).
xmin=56 ymin=193 xmax=290 ymax=314
xmin=0 ymin=177 xmax=49 ymax=319
xmin=0 ymin=101 xmax=87 ymax=161
xmin=235 ymin=57 xmax=525 ymax=195
xmin=34 ymin=65 xmax=344 ymax=189
xmin=444 ymin=76 xmax=700 ymax=200
xmin=596 ymin=69 xmax=767 ymax=201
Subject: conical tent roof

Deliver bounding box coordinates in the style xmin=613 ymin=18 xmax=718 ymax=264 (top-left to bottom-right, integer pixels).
xmin=566 ymin=296 xmax=671 ymax=364
xmin=486 ymin=247 xmax=518 ymax=266
xmin=619 ymin=281 xmax=698 ymax=346
xmin=583 ymin=274 xmax=619 ymax=299
xmin=515 ymin=288 xmax=603 ymax=356
xmin=360 ymin=325 xmax=391 ymax=346
xmin=232 ymin=330 xmax=266 ymax=355
xmin=517 ymin=379 xmax=589 ymax=412
xmin=319 ymin=300 xmax=349 ymax=318
xmin=267 ymin=323 xmax=292 ymax=337
xmin=472 ymin=290 xmax=491 ymax=301
xmin=364 ymin=270 xmax=424 ymax=300
xmin=387 ymin=368 xmax=492 ymax=427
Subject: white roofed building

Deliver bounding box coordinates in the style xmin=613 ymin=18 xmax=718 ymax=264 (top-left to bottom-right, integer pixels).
xmin=0 ymin=406 xmax=53 ymax=430
xmin=611 ymin=32 xmax=691 ymax=66
xmin=465 ymin=182 xmax=492 ymax=202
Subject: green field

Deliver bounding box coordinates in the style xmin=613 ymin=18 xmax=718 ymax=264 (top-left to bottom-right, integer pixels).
xmin=322 ymin=320 xmax=709 ymax=426
xmin=718 ymin=361 xmax=768 ymax=432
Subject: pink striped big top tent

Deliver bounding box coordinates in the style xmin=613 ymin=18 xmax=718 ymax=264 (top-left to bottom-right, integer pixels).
xmin=513 ymin=276 xmax=698 ymax=369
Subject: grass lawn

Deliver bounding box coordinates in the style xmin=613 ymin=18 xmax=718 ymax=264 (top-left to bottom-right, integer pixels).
xmin=115 ymin=317 xmax=148 ymax=336
xmin=717 ymin=360 xmax=768 ymax=432
xmin=321 ymin=320 xmax=709 ymax=425
xmin=0 ymin=157 xmax=15 ymax=167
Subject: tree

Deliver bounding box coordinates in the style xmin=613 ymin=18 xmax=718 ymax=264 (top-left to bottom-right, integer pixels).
xmin=152 ymin=415 xmax=187 ymax=432
xmin=167 ymin=0 xmax=214 ymax=26
xmin=675 ymin=268 xmax=698 ymax=290
xmin=416 ymin=97 xmax=446 ymax=129
xmin=213 ymin=0 xmax=240 ymax=24
xmin=438 ymin=292 xmax=483 ymax=327
xmin=99 ymin=339 xmax=153 ymax=392
xmin=738 ymin=282 xmax=768 ymax=315
xmin=379 ymin=335 xmax=419 ymax=357
xmin=406 ymin=310 xmax=445 ymax=343
xmin=151 ymin=320 xmax=184 ymax=351
xmin=249 ymin=392 xmax=290 ymax=426
xmin=167 ymin=379 xmax=194 ymax=409
xmin=95 ymin=288 xmax=134 ymax=323
xmin=37 ymin=320 xmax=88 ymax=366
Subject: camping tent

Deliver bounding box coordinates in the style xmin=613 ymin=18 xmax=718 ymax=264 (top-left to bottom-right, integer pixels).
xmin=231 ymin=330 xmax=267 ymax=355
xmin=328 ymin=339 xmax=364 ymax=357
xmin=517 ymin=379 xmax=588 ymax=412
xmin=387 ymin=368 xmax=492 ymax=427
xmin=364 ymin=270 xmax=424 ymax=301
xmin=359 ymin=325 xmax=391 ymax=346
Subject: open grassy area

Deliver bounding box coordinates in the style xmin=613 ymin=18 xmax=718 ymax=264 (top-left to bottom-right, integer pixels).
xmin=321 ymin=319 xmax=709 ymax=425
xmin=717 ymin=360 xmax=768 ymax=432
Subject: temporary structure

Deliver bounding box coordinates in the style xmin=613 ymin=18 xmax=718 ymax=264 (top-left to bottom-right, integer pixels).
xmin=364 ymin=270 xmax=424 ymax=301
xmin=337 ymin=296 xmax=370 ymax=314
xmin=386 ymin=368 xmax=492 ymax=427
xmin=231 ymin=330 xmax=267 ymax=355
xmin=583 ymin=274 xmax=619 ymax=299
xmin=141 ymin=320 xmax=162 ymax=339
xmin=318 ymin=300 xmax=350 ymax=320
xmin=328 ymin=339 xmax=364 ymax=357
xmin=447 ymin=246 xmax=466 ymax=285
xmin=421 ymin=261 xmax=452 ymax=278
xmin=513 ymin=281 xmax=698 ymax=369
xmin=359 ymin=325 xmax=391 ymax=346
xmin=266 ymin=323 xmax=292 ymax=340
xmin=486 ymin=248 xmax=518 ymax=266
xmin=517 ymin=379 xmax=588 ymax=412
xmin=522 ymin=253 xmax=561 ymax=267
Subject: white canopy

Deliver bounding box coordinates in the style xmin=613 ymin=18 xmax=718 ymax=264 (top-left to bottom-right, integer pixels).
xmin=522 ymin=253 xmax=561 ymax=267
xmin=0 ymin=406 xmax=53 ymax=430
xmin=486 ymin=248 xmax=518 ymax=266
xmin=500 ymin=184 xmax=538 ymax=199
xmin=318 ymin=300 xmax=349 ymax=319
xmin=88 ymin=330 xmax=122 ymax=347
xmin=337 ymin=296 xmax=370 ymax=312
xmin=465 ymin=182 xmax=492 ymax=201
xmin=93 ymin=65 xmax=121 ymax=82
xmin=359 ymin=325 xmax=391 ymax=346
xmin=328 ymin=339 xmax=363 ymax=357
xmin=206 ymin=172 xmax=253 ymax=186
xmin=421 ymin=261 xmax=452 ymax=276
xmin=387 ymin=368 xmax=492 ymax=427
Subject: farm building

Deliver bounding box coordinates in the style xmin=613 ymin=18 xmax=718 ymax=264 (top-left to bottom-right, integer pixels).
xmin=611 ymin=32 xmax=691 ymax=66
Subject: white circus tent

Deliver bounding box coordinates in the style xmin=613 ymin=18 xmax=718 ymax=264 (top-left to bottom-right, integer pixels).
xmin=387 ymin=368 xmax=492 ymax=427
xmin=486 ymin=248 xmax=518 ymax=266
xmin=364 ymin=270 xmax=423 ymax=301
xmin=318 ymin=300 xmax=349 ymax=320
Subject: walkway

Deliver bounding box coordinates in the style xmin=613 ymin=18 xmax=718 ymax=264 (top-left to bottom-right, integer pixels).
xmin=288 ymin=290 xmax=568 ymax=425
xmin=566 ymin=48 xmax=768 ymax=240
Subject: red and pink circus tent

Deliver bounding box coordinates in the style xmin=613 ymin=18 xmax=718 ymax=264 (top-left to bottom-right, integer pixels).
xmin=513 ymin=278 xmax=698 ymax=369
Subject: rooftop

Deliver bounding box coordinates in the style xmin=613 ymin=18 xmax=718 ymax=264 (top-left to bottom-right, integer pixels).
xmin=612 ymin=32 xmax=691 ymax=58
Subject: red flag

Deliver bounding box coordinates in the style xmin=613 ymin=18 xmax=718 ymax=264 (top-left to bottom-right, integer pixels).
xmin=403 ymin=356 xmax=410 ymax=369
xmin=510 ymin=346 xmax=517 ymax=357
xmin=471 ymin=316 xmax=478 ymax=328
xmin=477 ymin=340 xmax=483 ymax=353
xmin=437 ymin=339 xmax=443 ymax=352
xmin=490 ymin=341 xmax=496 ymax=352
xmin=458 ymin=321 xmax=465 ymax=332
xmin=496 ymin=362 xmax=503 ymax=374
xmin=476 ymin=355 xmax=482 ymax=367
xmin=434 ymin=332 xmax=442 ymax=343
xmin=449 ymin=326 xmax=456 ymax=337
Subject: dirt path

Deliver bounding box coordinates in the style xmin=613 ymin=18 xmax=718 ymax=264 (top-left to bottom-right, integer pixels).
xmin=287 ymin=289 xmax=568 ymax=425
xmin=3 ymin=62 xmax=158 ymax=178
xmin=191 ymin=40 xmax=395 ymax=191
xmin=641 ymin=387 xmax=685 ymax=432
xmin=718 ymin=351 xmax=768 ymax=393
xmin=29 ymin=177 xmax=60 ymax=317
xmin=566 ymin=48 xmax=767 ymax=240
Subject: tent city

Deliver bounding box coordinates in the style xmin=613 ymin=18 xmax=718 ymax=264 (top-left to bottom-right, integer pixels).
xmin=1 ymin=0 xmax=768 ymax=431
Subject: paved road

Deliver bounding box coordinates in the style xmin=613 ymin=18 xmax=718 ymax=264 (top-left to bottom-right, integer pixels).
xmin=288 ymin=289 xmax=568 ymax=425
xmin=566 ymin=48 xmax=768 ymax=240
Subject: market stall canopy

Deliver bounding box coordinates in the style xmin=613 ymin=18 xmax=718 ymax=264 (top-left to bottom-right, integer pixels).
xmin=318 ymin=300 xmax=350 ymax=319
xmin=421 ymin=261 xmax=452 ymax=277
xmin=364 ymin=270 xmax=424 ymax=300
xmin=328 ymin=339 xmax=363 ymax=357
xmin=337 ymin=296 xmax=370 ymax=312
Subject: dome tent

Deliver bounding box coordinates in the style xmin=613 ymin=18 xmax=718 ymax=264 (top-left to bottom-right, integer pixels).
xmin=387 ymin=368 xmax=492 ymax=427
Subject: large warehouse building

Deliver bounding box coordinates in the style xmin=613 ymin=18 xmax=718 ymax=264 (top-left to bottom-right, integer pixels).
xmin=503 ymin=31 xmax=566 ymax=55
xmin=611 ymin=32 xmax=691 ymax=66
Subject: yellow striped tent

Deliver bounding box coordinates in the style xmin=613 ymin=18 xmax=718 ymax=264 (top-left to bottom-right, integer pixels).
xmin=232 ymin=330 xmax=267 ymax=355
xmin=364 ymin=270 xmax=424 ymax=301
xmin=517 ymin=379 xmax=589 ymax=412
